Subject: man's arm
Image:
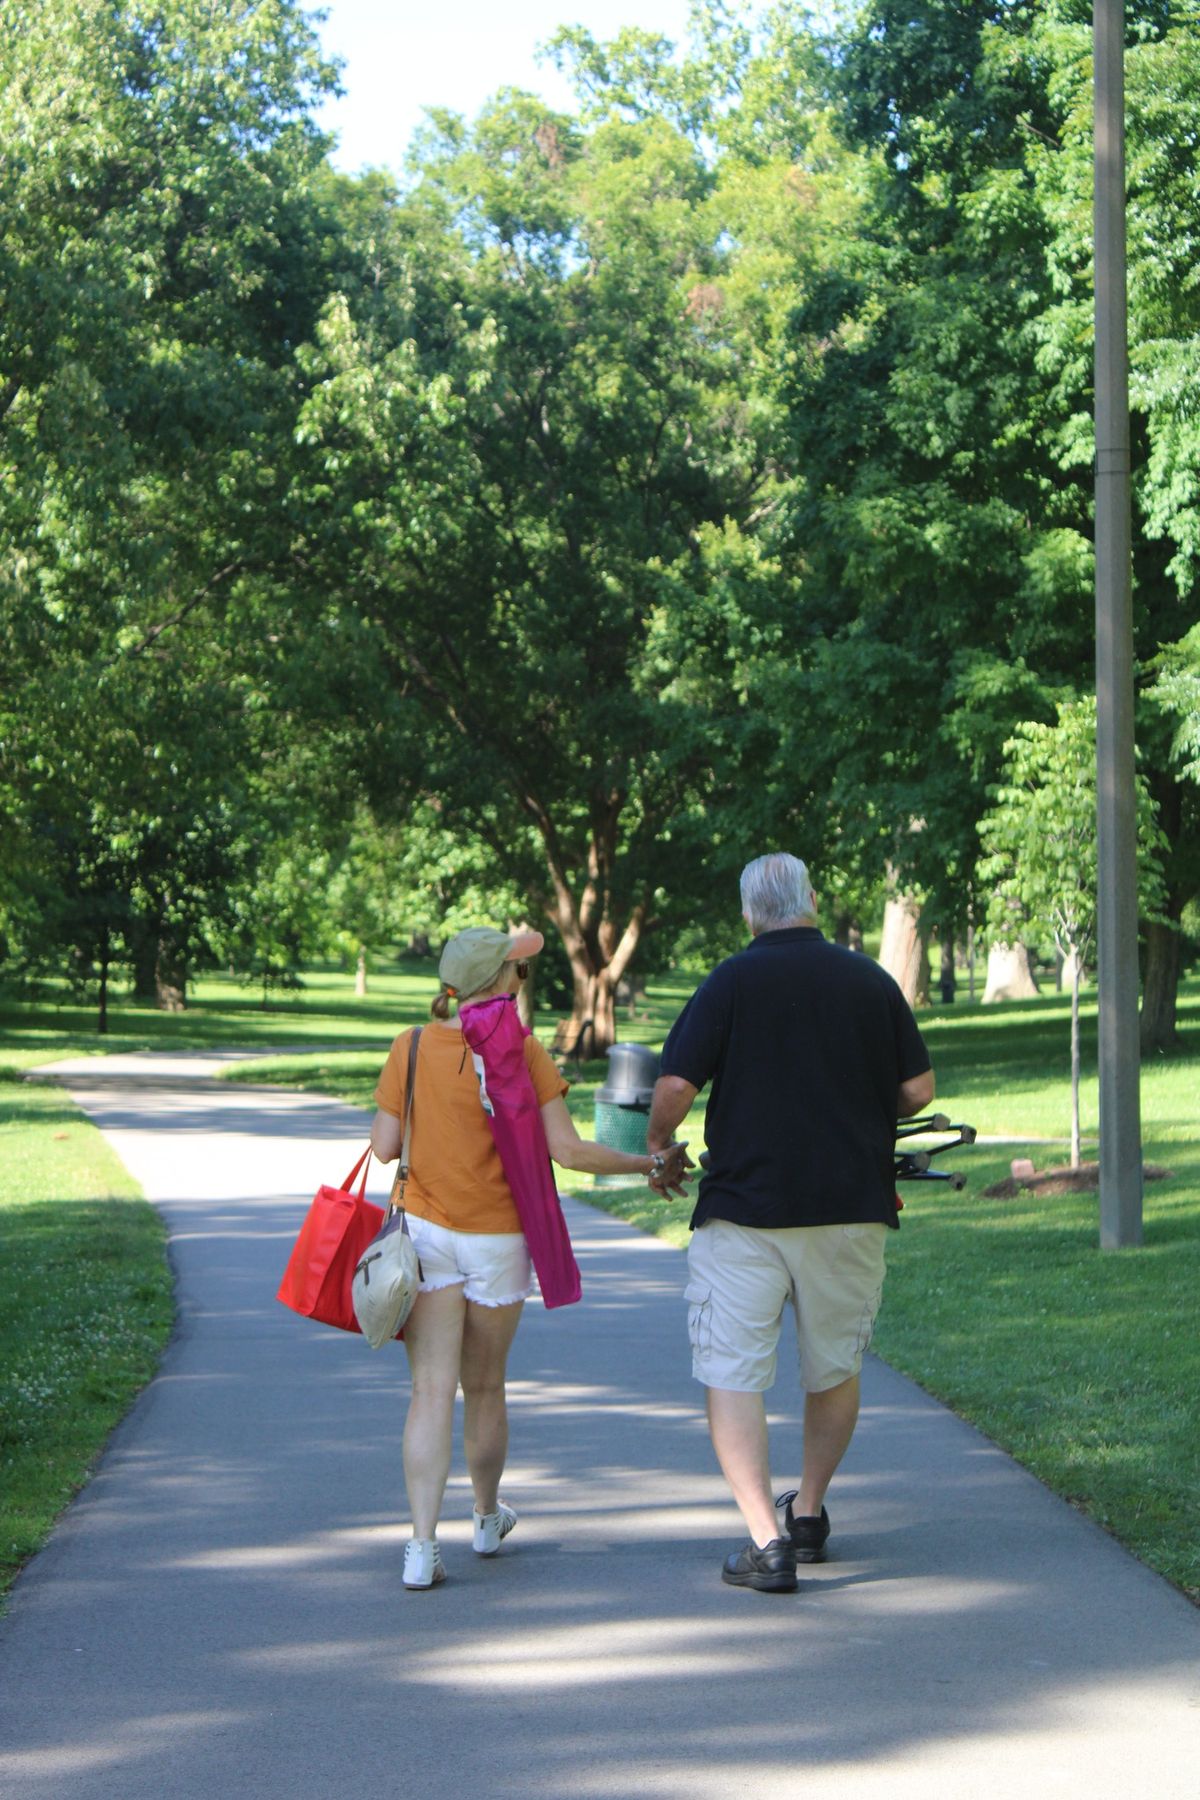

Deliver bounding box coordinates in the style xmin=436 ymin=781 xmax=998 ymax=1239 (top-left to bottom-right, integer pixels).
xmin=897 ymin=1068 xmax=935 ymax=1117
xmin=648 ymin=1074 xmax=698 ymax=1155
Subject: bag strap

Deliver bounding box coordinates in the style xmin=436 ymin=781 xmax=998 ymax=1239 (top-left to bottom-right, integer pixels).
xmin=340 ymin=1147 xmax=371 ymax=1199
xmin=387 ymin=1027 xmax=422 ymax=1217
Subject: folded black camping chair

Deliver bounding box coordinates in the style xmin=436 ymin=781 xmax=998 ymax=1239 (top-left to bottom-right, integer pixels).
xmin=894 ymin=1113 xmax=977 ymax=1190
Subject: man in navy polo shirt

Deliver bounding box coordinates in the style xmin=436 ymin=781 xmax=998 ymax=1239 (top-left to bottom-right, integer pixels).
xmin=647 ymin=852 xmax=934 ymax=1592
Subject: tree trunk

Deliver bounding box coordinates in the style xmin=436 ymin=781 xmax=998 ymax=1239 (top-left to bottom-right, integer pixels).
xmin=517 ymin=960 xmax=536 ymax=1029
xmin=878 ymin=891 xmax=929 ymax=1007
xmin=1070 ymin=952 xmax=1082 ymax=1168
xmin=966 ymin=922 xmax=977 ymax=1001
xmin=155 ymin=942 xmax=187 ymax=1012
xmin=834 ymin=914 xmax=864 ymax=952
xmin=541 ymin=819 xmax=646 ymax=1059
xmin=1058 ymin=949 xmax=1082 ymax=993
xmin=355 ymin=948 xmax=368 ymax=998
xmin=97 ymin=942 xmax=109 ymax=1036
xmin=554 ymin=959 xmax=618 ymax=1061
xmin=982 ymin=941 xmax=1040 ymax=1003
xmin=939 ymin=932 xmax=956 ymax=1004
xmin=131 ymin=931 xmax=158 ymax=1001
xmin=1140 ymin=916 xmax=1182 ymax=1055
xmin=913 ymin=942 xmax=930 ymax=1005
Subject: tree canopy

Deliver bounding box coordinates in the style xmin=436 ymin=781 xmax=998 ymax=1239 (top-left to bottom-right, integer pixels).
xmin=3 ymin=0 xmax=1198 ymax=1047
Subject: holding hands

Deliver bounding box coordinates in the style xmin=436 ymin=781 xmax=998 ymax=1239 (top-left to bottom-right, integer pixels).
xmin=647 ymin=1140 xmax=694 ymax=1199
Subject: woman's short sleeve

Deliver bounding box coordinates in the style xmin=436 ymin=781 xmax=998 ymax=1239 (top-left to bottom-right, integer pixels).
xmin=525 ymin=1035 xmax=569 ymax=1104
xmin=373 ymin=1030 xmax=413 ymax=1117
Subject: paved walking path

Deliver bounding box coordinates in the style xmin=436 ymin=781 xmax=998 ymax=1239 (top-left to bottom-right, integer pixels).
xmin=1 ymin=1053 xmax=1196 ymax=1799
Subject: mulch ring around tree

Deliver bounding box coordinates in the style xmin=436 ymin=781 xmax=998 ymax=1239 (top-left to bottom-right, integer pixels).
xmin=984 ymin=1163 xmax=1174 ymax=1199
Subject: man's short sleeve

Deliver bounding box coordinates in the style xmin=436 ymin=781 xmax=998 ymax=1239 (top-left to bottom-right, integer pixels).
xmin=373 ymin=1031 xmax=412 ymax=1117
xmin=526 ymin=1035 xmax=569 ymax=1104
xmin=891 ymin=987 xmax=932 ymax=1082
xmin=659 ymin=972 xmax=730 ymax=1092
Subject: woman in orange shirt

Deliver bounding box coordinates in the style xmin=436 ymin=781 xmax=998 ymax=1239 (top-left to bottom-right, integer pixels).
xmin=369 ymin=925 xmax=689 ymax=1590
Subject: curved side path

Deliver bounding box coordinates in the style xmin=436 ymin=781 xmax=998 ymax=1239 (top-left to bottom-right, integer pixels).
xmin=1 ymin=1053 xmax=1196 ymax=1799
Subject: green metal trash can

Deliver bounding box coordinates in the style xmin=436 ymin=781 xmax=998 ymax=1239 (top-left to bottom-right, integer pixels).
xmin=593 ymin=1044 xmax=659 ymax=1184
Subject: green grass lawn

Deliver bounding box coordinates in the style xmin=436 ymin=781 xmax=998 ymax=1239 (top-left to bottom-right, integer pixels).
xmin=0 ymin=1078 xmax=173 ymax=1599
xmin=870 ymin=987 xmax=1200 ymax=1600
xmin=0 ymin=963 xmax=439 ymax=1077
xmin=1 ymin=959 xmax=1197 ymax=1602
xmin=872 ymin=1145 xmax=1199 ymax=1599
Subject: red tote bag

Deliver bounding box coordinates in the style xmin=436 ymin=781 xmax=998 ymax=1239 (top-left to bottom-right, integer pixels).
xmin=276 ymin=1148 xmax=385 ymax=1334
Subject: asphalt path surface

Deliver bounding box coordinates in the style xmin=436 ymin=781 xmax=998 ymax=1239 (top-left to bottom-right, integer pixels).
xmin=1 ymin=1052 xmax=1196 ymax=1798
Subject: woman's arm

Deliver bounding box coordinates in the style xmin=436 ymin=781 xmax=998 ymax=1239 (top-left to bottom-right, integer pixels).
xmin=540 ymin=1095 xmax=690 ymax=1194
xmin=370 ymin=1109 xmax=404 ymax=1163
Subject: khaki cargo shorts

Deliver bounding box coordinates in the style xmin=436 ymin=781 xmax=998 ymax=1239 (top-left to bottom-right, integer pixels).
xmin=685 ymin=1217 xmax=888 ymax=1393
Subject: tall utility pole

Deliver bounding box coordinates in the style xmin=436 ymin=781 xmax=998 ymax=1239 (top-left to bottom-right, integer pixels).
xmin=1093 ymin=0 xmax=1143 ymax=1248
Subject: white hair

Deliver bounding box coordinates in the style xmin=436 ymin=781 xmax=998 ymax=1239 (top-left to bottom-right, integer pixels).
xmin=740 ymin=853 xmax=817 ymax=932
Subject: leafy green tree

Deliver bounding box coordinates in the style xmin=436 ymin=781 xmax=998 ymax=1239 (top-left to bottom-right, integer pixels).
xmin=0 ymin=0 xmax=337 ymax=657
xmin=768 ymin=1 xmax=1083 ymax=957
xmin=1141 ymin=623 xmax=1200 ymax=1047
xmin=8 ymin=0 xmax=1194 ymax=1048
xmin=326 ymin=817 xmax=404 ymax=996
xmin=759 ymin=0 xmax=1198 ymax=1027
xmin=15 ymin=657 xmax=250 ymax=1023
xmin=1149 ymin=626 xmax=1200 ymax=785
xmin=977 ymin=698 xmax=1164 ymax=1165
xmin=1012 ymin=2 xmax=1200 ymax=1048
xmin=322 ymin=809 xmax=525 ymax=997
xmin=216 ymin=838 xmax=332 ymax=1007
xmin=294 ymin=81 xmax=797 ymax=1051
xmin=0 ymin=0 xmax=361 ymax=1007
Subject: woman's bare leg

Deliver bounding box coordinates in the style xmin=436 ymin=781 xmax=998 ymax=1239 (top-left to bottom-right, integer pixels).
xmin=402 ymin=1285 xmax=467 ymax=1538
xmin=460 ymin=1300 xmax=524 ymax=1515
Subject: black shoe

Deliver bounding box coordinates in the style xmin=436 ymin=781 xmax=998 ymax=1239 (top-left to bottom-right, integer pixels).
xmin=775 ymin=1491 xmax=831 ymax=1562
xmin=721 ymin=1537 xmax=798 ymax=1593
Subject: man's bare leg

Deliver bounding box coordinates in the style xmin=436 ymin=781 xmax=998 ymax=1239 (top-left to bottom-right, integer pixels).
xmin=796 ymin=1373 xmax=860 ymax=1516
xmin=706 ymin=1387 xmax=784 ymax=1547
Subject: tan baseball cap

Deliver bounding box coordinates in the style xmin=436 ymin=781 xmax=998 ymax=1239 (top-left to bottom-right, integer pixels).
xmin=438 ymin=926 xmax=545 ymax=999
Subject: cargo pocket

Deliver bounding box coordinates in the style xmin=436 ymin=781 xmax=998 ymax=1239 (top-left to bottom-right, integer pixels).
xmin=854 ymin=1282 xmax=884 ymax=1357
xmin=685 ymin=1280 xmax=713 ymax=1360
xmin=832 ymin=1224 xmax=886 ymax=1362
xmin=853 ymin=1258 xmax=885 ymax=1359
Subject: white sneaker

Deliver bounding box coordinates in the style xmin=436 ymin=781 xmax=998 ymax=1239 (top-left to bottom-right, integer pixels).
xmin=472 ymin=1502 xmax=517 ymax=1557
xmin=403 ymin=1538 xmax=445 ymax=1589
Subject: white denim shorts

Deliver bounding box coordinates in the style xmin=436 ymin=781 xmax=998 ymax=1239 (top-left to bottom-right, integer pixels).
xmin=685 ymin=1217 xmax=888 ymax=1393
xmin=405 ymin=1214 xmax=533 ymax=1308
